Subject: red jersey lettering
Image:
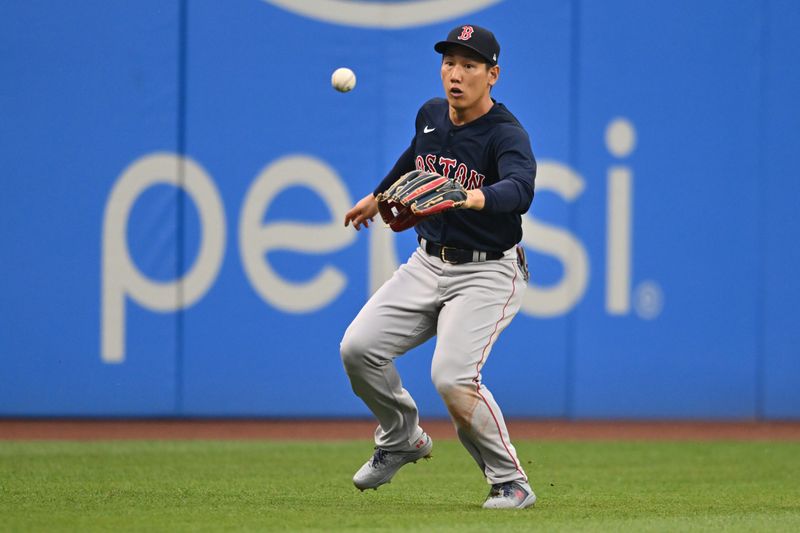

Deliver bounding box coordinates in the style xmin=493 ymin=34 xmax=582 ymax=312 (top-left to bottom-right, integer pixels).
xmin=453 ymin=163 xmax=468 ymax=186
xmin=425 ymin=154 xmax=438 ymax=173
xmin=466 ymin=169 xmax=485 ymax=189
xmin=438 ymin=157 xmax=457 ymax=179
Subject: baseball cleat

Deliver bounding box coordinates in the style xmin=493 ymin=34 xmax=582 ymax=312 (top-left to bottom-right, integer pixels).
xmin=353 ymin=433 xmax=433 ymax=491
xmin=482 ymin=480 xmax=536 ymax=509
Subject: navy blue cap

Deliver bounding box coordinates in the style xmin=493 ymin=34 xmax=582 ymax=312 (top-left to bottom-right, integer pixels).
xmin=434 ymin=24 xmax=500 ymax=65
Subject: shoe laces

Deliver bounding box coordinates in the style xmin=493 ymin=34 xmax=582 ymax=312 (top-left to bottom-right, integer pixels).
xmin=370 ymin=447 xmax=389 ymax=467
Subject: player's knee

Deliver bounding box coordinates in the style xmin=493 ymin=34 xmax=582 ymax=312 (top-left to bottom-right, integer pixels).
xmin=339 ymin=330 xmax=370 ymax=373
xmin=431 ymin=366 xmax=462 ymax=394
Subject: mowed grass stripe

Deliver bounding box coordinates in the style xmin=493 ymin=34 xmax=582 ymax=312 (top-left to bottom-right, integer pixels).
xmin=1 ymin=440 xmax=799 ymax=531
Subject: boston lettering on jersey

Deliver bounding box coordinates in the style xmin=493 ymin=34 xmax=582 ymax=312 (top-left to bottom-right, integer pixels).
xmin=416 ymin=154 xmax=486 ymax=190
xmin=375 ymin=98 xmax=536 ymax=252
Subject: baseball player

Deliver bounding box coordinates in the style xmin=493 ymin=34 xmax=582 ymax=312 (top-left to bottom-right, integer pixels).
xmin=341 ymin=24 xmax=536 ymax=510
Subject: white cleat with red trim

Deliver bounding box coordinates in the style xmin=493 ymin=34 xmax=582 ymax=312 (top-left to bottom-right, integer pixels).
xmin=352 ymin=433 xmax=433 ymax=491
xmin=482 ymin=480 xmax=536 ymax=509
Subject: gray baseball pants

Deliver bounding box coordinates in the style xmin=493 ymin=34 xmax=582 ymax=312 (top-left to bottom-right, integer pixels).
xmin=340 ymin=243 xmax=528 ymax=485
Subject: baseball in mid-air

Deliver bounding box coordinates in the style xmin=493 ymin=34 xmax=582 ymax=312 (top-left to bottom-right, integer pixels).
xmin=331 ymin=67 xmax=356 ymax=93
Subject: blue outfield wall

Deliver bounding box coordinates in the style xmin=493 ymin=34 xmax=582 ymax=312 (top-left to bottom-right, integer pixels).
xmin=0 ymin=0 xmax=798 ymax=419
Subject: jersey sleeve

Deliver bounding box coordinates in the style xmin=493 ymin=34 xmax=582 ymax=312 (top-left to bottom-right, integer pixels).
xmin=480 ymin=126 xmax=536 ymax=214
xmin=372 ymin=109 xmax=423 ymax=196
xmin=373 ymin=144 xmax=416 ymax=196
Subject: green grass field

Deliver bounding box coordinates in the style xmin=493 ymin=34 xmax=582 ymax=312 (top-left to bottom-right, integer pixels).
xmin=2 ymin=439 xmax=799 ymax=531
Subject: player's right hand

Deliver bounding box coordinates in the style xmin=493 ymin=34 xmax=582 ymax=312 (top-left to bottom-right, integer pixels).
xmin=344 ymin=193 xmax=379 ymax=231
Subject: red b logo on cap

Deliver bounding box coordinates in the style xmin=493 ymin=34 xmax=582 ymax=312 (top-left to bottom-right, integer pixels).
xmin=457 ymin=25 xmax=474 ymax=41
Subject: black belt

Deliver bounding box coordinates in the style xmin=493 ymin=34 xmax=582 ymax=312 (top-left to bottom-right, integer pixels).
xmin=419 ymin=237 xmax=503 ymax=264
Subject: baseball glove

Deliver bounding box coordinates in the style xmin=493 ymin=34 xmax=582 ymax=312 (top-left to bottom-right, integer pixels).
xmin=376 ymin=170 xmax=468 ymax=232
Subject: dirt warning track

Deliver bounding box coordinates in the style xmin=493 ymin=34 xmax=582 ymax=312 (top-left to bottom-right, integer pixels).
xmin=2 ymin=419 xmax=800 ymax=441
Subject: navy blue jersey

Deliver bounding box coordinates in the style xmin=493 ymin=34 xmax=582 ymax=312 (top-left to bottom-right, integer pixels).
xmin=375 ymin=98 xmax=536 ymax=252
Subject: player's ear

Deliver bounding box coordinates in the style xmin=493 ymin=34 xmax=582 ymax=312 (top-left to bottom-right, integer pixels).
xmin=488 ymin=64 xmax=499 ymax=87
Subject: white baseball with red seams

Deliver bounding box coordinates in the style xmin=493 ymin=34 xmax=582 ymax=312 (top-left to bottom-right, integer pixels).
xmin=331 ymin=67 xmax=356 ymax=92
xmin=340 ymin=245 xmax=528 ymax=485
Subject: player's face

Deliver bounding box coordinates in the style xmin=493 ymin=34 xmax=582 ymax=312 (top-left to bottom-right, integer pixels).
xmin=441 ymin=49 xmax=498 ymax=113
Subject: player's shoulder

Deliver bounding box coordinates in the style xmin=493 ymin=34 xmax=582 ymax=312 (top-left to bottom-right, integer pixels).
xmin=415 ymin=98 xmax=448 ymax=130
xmin=489 ymin=103 xmax=528 ymax=133
xmin=490 ymin=103 xmax=529 ymax=142
xmin=488 ymin=103 xmax=534 ymax=152
xmin=419 ymin=97 xmax=448 ymax=113
xmin=417 ymin=97 xmax=448 ymax=119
